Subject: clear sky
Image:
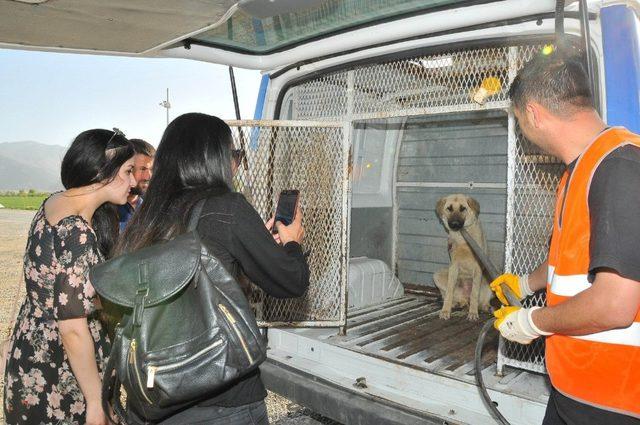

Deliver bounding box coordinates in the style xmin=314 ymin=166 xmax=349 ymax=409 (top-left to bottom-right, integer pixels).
xmin=0 ymin=48 xmax=262 ymax=147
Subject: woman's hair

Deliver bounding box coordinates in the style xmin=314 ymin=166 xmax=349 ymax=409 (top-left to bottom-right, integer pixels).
xmin=61 ymin=129 xmax=134 ymax=257
xmin=116 ymin=113 xmax=234 ymax=254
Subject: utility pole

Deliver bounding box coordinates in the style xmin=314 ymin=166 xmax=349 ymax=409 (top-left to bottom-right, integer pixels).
xmin=159 ymin=88 xmax=171 ymax=126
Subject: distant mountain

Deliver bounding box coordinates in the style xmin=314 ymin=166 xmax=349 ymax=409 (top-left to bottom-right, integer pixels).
xmin=0 ymin=141 xmax=66 ymax=191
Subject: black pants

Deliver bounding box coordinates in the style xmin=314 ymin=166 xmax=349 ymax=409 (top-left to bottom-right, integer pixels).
xmin=543 ymin=387 xmax=639 ymax=425
xmin=158 ymin=400 xmax=269 ymax=425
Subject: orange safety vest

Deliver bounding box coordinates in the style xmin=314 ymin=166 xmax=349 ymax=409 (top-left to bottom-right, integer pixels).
xmin=546 ymin=127 xmax=640 ymax=418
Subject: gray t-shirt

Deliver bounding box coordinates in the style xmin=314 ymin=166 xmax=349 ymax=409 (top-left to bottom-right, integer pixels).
xmin=566 ymin=143 xmax=640 ymax=282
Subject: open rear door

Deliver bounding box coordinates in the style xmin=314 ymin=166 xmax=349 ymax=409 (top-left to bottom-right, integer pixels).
xmin=228 ymin=120 xmax=351 ymax=328
xmin=0 ymin=1 xmax=558 ymax=70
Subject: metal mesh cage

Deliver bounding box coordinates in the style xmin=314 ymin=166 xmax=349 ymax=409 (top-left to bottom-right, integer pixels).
xmin=228 ymin=121 xmax=350 ymax=327
xmin=286 ymin=45 xmax=553 ymax=121
xmin=291 ymin=72 xmax=349 ymax=120
xmin=499 ymin=45 xmax=565 ymax=374
xmin=500 ymin=122 xmax=564 ymax=374
xmin=280 ymin=42 xmax=561 ymax=371
xmin=352 ymin=48 xmax=510 ymax=115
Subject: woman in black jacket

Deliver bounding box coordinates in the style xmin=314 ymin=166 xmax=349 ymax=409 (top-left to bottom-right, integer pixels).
xmin=116 ymin=113 xmax=310 ymax=424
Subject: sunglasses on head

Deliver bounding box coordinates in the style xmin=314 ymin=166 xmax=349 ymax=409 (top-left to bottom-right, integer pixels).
xmin=106 ymin=127 xmax=127 ymax=150
xmin=232 ymin=148 xmax=245 ymax=165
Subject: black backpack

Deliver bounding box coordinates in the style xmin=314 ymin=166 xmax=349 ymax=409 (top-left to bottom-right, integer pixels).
xmin=90 ymin=200 xmax=267 ymax=423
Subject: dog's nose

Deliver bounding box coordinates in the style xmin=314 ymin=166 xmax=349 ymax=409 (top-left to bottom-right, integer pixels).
xmin=448 ymin=220 xmax=463 ymax=230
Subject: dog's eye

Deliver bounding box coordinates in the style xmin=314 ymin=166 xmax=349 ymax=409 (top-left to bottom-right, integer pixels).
xmin=446 ymin=205 xmax=453 ymax=212
xmin=460 ymin=206 xmax=466 ymax=212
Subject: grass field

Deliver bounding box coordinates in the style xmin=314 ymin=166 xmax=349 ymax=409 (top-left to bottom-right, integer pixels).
xmin=0 ymin=195 xmax=47 ymax=210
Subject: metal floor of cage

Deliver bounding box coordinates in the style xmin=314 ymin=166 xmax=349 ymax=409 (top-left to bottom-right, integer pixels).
xmin=325 ymin=291 xmax=550 ymax=401
xmin=329 ymin=290 xmax=497 ymax=375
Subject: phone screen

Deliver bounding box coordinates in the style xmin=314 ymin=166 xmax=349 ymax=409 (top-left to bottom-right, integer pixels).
xmin=273 ymin=190 xmax=299 ymax=230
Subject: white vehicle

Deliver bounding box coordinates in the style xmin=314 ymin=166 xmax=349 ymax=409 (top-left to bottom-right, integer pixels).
xmin=3 ymin=1 xmax=639 ymax=423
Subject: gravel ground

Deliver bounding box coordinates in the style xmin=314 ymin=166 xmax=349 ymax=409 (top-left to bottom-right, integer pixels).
xmin=0 ymin=209 xmax=339 ymax=424
xmin=0 ymin=209 xmax=32 ymax=423
xmin=0 ymin=210 xmax=31 ymax=342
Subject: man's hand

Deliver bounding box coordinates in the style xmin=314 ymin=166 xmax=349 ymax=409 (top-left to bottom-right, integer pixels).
xmin=494 ymin=306 xmax=551 ymax=344
xmin=490 ymin=273 xmax=533 ymax=306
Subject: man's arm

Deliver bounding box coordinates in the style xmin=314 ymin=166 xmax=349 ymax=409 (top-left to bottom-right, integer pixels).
xmin=534 ymin=149 xmax=640 ymax=335
xmin=532 ymin=269 xmax=640 ymax=335
xmin=495 ymin=148 xmax=640 ymax=343
xmin=527 ymin=259 xmax=549 ymax=292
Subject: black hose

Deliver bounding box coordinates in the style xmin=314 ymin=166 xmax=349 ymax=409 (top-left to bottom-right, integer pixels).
xmin=459 ymin=228 xmax=518 ymax=423
xmin=475 ymin=320 xmax=511 ymax=425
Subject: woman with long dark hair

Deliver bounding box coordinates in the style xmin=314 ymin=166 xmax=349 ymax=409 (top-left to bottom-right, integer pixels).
xmin=3 ymin=129 xmax=136 ymax=425
xmin=118 ymin=113 xmax=309 ymax=424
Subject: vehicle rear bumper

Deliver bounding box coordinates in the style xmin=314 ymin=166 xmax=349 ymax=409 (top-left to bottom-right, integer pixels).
xmin=261 ymin=358 xmax=450 ymax=425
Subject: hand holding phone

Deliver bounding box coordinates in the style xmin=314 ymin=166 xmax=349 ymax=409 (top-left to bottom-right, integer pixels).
xmin=271 ymin=190 xmax=304 ymax=245
xmin=272 ymin=190 xmax=299 ymax=230
xmin=264 ymin=216 xmax=281 ymax=244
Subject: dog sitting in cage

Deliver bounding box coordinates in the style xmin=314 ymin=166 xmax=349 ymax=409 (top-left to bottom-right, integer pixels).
xmin=434 ymin=194 xmax=494 ymax=321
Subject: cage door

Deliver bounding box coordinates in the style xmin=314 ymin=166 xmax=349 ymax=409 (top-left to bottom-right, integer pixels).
xmin=228 ymin=120 xmax=350 ymax=328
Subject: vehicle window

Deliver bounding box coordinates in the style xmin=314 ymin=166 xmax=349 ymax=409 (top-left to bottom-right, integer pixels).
xmin=192 ymin=0 xmax=475 ymax=53
xmin=351 ymin=118 xmax=403 ymax=208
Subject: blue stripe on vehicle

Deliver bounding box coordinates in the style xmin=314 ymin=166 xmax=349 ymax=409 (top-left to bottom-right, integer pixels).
xmin=250 ymin=74 xmax=269 ymax=149
xmin=253 ymin=74 xmax=269 ymax=120
xmin=602 ymin=5 xmax=640 ymax=133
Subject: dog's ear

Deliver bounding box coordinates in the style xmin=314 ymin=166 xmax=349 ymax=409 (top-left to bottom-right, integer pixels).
xmin=436 ymin=197 xmax=447 ymax=217
xmin=467 ymin=196 xmax=480 ymax=216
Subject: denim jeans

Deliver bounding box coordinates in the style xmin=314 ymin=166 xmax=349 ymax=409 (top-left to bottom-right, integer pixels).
xmin=158 ymin=400 xmax=269 ymax=425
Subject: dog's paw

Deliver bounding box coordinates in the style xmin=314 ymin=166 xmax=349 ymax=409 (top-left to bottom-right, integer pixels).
xmin=439 ymin=309 xmax=451 ymax=320
xmin=467 ymin=311 xmax=480 ymax=321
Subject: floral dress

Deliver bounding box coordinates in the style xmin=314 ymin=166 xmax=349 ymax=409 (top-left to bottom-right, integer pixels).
xmin=3 ymin=205 xmax=111 ymax=424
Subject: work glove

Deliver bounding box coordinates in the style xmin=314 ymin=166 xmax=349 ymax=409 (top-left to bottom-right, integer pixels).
xmin=493 ymin=306 xmax=552 ymax=345
xmin=489 ymin=273 xmax=533 ymax=306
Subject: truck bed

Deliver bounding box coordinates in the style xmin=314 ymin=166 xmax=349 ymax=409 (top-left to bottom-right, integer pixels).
xmin=330 ymin=289 xmax=498 ymax=377
xmin=264 ymin=292 xmax=550 ymax=425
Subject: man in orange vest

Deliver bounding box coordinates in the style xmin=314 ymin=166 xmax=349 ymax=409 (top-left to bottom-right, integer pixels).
xmin=490 ymin=46 xmax=640 ymax=424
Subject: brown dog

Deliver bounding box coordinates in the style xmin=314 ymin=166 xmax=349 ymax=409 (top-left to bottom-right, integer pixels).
xmin=434 ymin=194 xmax=493 ymax=321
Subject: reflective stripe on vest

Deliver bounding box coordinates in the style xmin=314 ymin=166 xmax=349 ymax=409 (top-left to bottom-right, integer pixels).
xmin=546 ymin=127 xmax=640 ymax=418
xmin=550 ymin=272 xmax=590 ymax=296
xmin=549 ymin=271 xmax=640 ymax=346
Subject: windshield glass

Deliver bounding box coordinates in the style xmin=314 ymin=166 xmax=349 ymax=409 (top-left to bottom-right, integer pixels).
xmin=191 ymin=0 xmax=477 ymax=54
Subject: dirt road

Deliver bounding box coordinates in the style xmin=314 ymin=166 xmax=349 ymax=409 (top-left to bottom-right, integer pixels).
xmin=0 ymin=209 xmax=32 ymax=423
xmin=0 ymin=210 xmax=32 ymax=341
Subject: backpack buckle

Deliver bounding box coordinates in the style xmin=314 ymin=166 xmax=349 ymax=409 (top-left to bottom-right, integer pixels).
xmin=133 ymin=263 xmax=150 ymax=327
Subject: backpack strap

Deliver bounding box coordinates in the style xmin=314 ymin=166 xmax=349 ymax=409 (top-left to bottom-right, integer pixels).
xmin=187 ymin=199 xmax=207 ymax=232
xmin=102 ymin=326 xmax=126 ymax=424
